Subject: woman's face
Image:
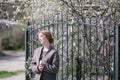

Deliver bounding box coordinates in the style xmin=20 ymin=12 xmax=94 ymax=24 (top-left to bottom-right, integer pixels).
xmin=38 ymin=33 xmax=48 ymax=45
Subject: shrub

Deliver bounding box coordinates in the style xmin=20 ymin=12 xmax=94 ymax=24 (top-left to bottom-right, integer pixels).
xmin=2 ymin=26 xmax=25 ymax=50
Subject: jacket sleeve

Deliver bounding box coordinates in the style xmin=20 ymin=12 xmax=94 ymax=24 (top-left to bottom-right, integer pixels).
xmin=30 ymin=49 xmax=40 ymax=74
xmin=42 ymin=51 xmax=59 ymax=74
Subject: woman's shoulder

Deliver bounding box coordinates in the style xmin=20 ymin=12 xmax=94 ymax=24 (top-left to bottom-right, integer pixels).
xmin=51 ymin=47 xmax=58 ymax=54
xmin=34 ymin=46 xmax=43 ymax=52
xmin=50 ymin=45 xmax=57 ymax=51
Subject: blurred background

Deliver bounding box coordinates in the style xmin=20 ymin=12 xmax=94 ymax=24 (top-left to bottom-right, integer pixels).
xmin=0 ymin=0 xmax=26 ymax=80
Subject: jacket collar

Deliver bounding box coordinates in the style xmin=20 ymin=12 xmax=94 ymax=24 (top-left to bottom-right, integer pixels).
xmin=38 ymin=45 xmax=54 ymax=61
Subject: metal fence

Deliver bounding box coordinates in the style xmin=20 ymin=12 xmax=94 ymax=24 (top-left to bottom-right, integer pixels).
xmin=25 ymin=11 xmax=120 ymax=80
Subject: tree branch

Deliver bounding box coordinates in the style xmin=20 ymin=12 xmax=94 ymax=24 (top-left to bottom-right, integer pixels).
xmin=0 ymin=19 xmax=25 ymax=26
xmin=60 ymin=0 xmax=81 ymax=17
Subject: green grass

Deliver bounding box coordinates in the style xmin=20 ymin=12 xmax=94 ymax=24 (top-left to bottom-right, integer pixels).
xmin=0 ymin=70 xmax=24 ymax=78
xmin=15 ymin=47 xmax=25 ymax=51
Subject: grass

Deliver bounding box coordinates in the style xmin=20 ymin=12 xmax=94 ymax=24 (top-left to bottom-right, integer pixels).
xmin=0 ymin=70 xmax=24 ymax=78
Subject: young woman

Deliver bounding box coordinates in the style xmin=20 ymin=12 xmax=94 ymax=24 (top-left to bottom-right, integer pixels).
xmin=31 ymin=30 xmax=59 ymax=80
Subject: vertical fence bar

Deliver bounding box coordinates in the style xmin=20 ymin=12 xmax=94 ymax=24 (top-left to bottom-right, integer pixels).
xmin=66 ymin=9 xmax=69 ymax=80
xmin=29 ymin=27 xmax=32 ymax=59
xmin=57 ymin=13 xmax=59 ymax=51
xmin=25 ymin=28 xmax=29 ymax=61
xmin=56 ymin=14 xmax=59 ymax=80
xmin=78 ymin=17 xmax=82 ymax=80
xmin=31 ymin=25 xmax=34 ymax=58
xmin=108 ymin=29 xmax=111 ymax=79
xmin=76 ymin=17 xmax=80 ymax=80
xmin=41 ymin=18 xmax=43 ymax=30
xmin=76 ymin=18 xmax=80 ymax=79
xmin=115 ymin=25 xmax=120 ymax=80
xmin=52 ymin=14 xmax=55 ymax=46
xmin=25 ymin=28 xmax=29 ymax=80
xmin=95 ymin=17 xmax=98 ymax=80
xmin=76 ymin=56 xmax=82 ymax=80
xmin=102 ymin=19 xmax=105 ymax=80
xmin=71 ymin=21 xmax=74 ymax=80
xmin=44 ymin=15 xmax=46 ymax=29
xmin=108 ymin=20 xmax=113 ymax=79
xmin=48 ymin=15 xmax=50 ymax=30
xmin=83 ymin=16 xmax=86 ymax=80
xmin=89 ymin=17 xmax=92 ymax=80
xmin=118 ymin=25 xmax=120 ymax=79
xmin=61 ymin=12 xmax=64 ymax=80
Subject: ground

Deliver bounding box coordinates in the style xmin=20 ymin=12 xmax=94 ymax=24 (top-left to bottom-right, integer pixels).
xmin=0 ymin=50 xmax=25 ymax=80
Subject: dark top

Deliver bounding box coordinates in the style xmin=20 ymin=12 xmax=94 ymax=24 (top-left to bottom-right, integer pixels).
xmin=40 ymin=51 xmax=47 ymax=80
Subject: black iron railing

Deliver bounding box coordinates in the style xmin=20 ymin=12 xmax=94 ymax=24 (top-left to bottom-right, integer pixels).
xmin=25 ymin=11 xmax=119 ymax=80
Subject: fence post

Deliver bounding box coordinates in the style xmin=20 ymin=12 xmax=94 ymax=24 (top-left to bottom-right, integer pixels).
xmin=25 ymin=28 xmax=29 ymax=62
xmin=115 ymin=25 xmax=120 ymax=80
xmin=25 ymin=28 xmax=30 ymax=80
xmin=76 ymin=57 xmax=82 ymax=80
xmin=118 ymin=25 xmax=120 ymax=79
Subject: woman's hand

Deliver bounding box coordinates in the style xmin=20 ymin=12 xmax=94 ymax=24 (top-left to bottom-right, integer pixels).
xmin=38 ymin=64 xmax=44 ymax=71
xmin=38 ymin=60 xmax=44 ymax=71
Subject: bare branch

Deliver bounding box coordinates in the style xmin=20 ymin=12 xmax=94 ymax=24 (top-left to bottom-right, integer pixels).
xmin=60 ymin=0 xmax=81 ymax=17
xmin=0 ymin=19 xmax=25 ymax=26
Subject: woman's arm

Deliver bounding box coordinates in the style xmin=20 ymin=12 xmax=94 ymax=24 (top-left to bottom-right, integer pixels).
xmin=30 ymin=49 xmax=40 ymax=74
xmin=42 ymin=51 xmax=59 ymax=73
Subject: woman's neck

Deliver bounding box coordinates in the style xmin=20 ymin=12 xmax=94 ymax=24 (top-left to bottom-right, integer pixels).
xmin=43 ymin=43 xmax=50 ymax=51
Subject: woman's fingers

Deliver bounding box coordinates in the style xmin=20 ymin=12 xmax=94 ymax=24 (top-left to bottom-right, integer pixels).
xmin=39 ymin=65 xmax=44 ymax=71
